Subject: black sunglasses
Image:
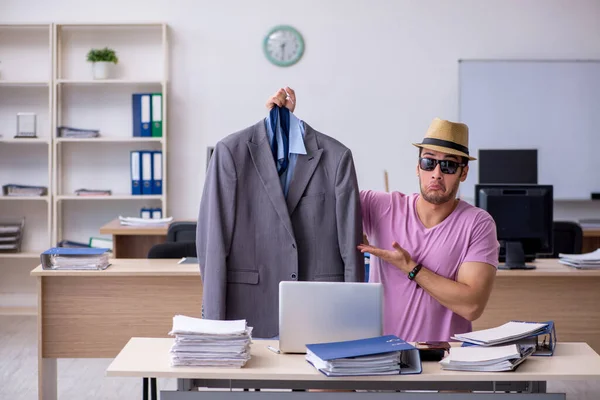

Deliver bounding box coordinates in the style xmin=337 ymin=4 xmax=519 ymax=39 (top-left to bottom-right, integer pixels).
xmin=419 ymin=157 xmax=465 ymax=175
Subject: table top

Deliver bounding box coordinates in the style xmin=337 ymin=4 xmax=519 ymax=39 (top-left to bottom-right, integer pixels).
xmin=106 ymin=338 xmax=600 ymax=382
xmin=30 ymin=258 xmax=199 ymax=277
xmin=30 ymin=258 xmax=600 ymax=278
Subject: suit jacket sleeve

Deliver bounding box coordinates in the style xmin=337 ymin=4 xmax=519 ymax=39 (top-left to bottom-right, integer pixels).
xmin=335 ymin=148 xmax=365 ymax=282
xmin=196 ymin=141 xmax=237 ymax=320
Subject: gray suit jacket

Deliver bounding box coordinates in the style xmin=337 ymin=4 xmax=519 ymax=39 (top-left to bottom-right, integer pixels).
xmin=196 ymin=119 xmax=364 ymax=338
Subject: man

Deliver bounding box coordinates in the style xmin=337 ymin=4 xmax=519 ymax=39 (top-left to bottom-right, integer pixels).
xmin=267 ymin=88 xmax=499 ymax=342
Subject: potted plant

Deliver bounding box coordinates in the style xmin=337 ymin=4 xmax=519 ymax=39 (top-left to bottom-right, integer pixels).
xmin=86 ymin=47 xmax=118 ymax=79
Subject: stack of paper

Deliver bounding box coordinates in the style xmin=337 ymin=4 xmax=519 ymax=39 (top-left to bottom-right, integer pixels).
xmin=440 ymin=344 xmax=534 ymax=372
xmin=452 ymin=321 xmax=549 ymax=347
xmin=40 ymin=247 xmax=111 ymax=270
xmin=168 ymin=315 xmax=253 ymax=368
xmin=305 ymin=335 xmax=422 ymax=377
xmin=558 ymin=249 xmax=600 ymax=269
xmin=119 ymin=216 xmax=173 ymax=226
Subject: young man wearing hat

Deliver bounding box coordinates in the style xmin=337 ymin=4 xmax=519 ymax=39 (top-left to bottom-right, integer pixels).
xmin=266 ymin=89 xmax=499 ymax=342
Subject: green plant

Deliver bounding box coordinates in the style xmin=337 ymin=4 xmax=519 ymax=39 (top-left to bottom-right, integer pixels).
xmin=86 ymin=47 xmax=119 ymax=64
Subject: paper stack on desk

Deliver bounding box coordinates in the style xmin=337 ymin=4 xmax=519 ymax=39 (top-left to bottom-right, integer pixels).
xmin=168 ymin=315 xmax=253 ymax=368
xmin=451 ymin=321 xmax=549 ymax=347
xmin=439 ymin=344 xmax=534 ymax=372
xmin=558 ymin=249 xmax=600 ymax=269
xmin=118 ymin=215 xmax=173 ymax=226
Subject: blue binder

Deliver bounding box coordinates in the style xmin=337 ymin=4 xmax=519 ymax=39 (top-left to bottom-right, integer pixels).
xmin=462 ymin=321 xmax=556 ymax=356
xmin=130 ymin=151 xmax=142 ymax=195
xmin=141 ymin=151 xmax=153 ymax=195
xmin=151 ymin=208 xmax=162 ymax=219
xmin=306 ymin=335 xmax=422 ymax=375
xmin=132 ymin=93 xmax=152 ymax=137
xmin=140 ymin=207 xmax=152 ymax=219
xmin=151 ymin=150 xmax=162 ymax=195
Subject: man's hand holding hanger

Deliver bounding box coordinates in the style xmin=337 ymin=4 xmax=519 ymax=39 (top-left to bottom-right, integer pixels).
xmin=266 ymin=87 xmax=296 ymax=113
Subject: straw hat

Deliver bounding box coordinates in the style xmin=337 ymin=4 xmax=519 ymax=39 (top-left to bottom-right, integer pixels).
xmin=413 ymin=117 xmax=476 ymax=161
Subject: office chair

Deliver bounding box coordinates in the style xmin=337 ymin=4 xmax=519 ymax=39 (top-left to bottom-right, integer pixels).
xmin=147 ymin=241 xmax=196 ymax=258
xmin=166 ymin=221 xmax=197 ymax=243
xmin=550 ymin=221 xmax=583 ymax=258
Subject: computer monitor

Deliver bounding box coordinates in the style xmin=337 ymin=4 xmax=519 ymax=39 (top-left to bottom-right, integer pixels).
xmin=475 ymin=184 xmax=553 ymax=270
xmin=478 ymin=149 xmax=538 ymax=184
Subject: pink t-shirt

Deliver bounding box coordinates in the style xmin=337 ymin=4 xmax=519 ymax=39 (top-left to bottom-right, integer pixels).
xmin=360 ymin=190 xmax=499 ymax=342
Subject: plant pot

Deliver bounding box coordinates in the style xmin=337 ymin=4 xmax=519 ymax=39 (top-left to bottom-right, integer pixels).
xmin=92 ymin=61 xmax=113 ymax=80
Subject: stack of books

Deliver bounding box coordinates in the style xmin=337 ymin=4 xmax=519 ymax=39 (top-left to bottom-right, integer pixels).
xmin=305 ymin=335 xmax=422 ymax=377
xmin=559 ymin=249 xmax=600 ymax=269
xmin=168 ymin=315 xmax=253 ymax=367
xmin=440 ymin=344 xmax=534 ymax=372
xmin=40 ymin=247 xmax=111 ymax=270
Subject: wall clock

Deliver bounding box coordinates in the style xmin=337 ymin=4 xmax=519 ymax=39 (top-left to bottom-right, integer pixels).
xmin=263 ymin=25 xmax=304 ymax=67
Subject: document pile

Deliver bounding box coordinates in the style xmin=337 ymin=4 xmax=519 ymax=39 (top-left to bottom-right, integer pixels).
xmin=559 ymin=249 xmax=600 ymax=269
xmin=305 ymin=335 xmax=422 ymax=377
xmin=452 ymin=321 xmax=549 ymax=347
xmin=452 ymin=321 xmax=556 ymax=356
xmin=119 ymin=215 xmax=173 ymax=226
xmin=168 ymin=315 xmax=253 ymax=368
xmin=40 ymin=247 xmax=111 ymax=270
xmin=440 ymin=344 xmax=534 ymax=372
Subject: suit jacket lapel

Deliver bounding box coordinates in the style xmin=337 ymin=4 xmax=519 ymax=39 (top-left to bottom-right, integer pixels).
xmin=247 ymin=120 xmax=295 ymax=239
xmin=286 ymin=124 xmax=324 ymax=215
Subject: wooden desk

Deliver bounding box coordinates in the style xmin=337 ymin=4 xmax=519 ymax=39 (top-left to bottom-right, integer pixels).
xmin=31 ymin=260 xmax=202 ymax=400
xmin=99 ymin=218 xmax=171 ymax=258
xmin=107 ymin=338 xmax=600 ymax=397
xmin=474 ymin=259 xmax=600 ymax=353
xmin=582 ymin=228 xmax=600 ymax=253
xmin=32 ymin=258 xmax=600 ymax=399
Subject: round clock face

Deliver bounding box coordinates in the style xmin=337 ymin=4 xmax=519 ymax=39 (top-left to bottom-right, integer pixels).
xmin=263 ymin=25 xmax=304 ymax=67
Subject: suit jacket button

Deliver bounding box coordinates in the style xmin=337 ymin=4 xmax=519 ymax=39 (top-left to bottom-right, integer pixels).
xmin=292 ymin=243 xmax=296 ymax=249
xmin=290 ymin=273 xmax=297 ymax=280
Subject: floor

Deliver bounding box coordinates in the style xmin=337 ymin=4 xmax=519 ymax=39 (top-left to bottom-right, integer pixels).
xmin=1 ymin=315 xmax=599 ymax=399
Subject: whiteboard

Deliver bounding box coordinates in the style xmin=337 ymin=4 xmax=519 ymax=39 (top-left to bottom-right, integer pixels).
xmin=458 ymin=60 xmax=600 ymax=201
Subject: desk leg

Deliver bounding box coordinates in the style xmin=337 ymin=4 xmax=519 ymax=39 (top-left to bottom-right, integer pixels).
xmin=39 ymin=358 xmax=57 ymax=400
xmin=38 ymin=276 xmax=57 ymax=400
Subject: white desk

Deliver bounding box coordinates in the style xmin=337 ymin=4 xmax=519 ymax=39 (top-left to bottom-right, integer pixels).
xmin=107 ymin=338 xmax=600 ymax=399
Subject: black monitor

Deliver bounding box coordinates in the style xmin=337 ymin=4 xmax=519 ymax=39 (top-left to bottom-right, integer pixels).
xmin=475 ymin=184 xmax=553 ymax=270
xmin=479 ymin=149 xmax=538 ymax=184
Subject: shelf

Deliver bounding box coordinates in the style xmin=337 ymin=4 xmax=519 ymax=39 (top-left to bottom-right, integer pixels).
xmin=0 ymin=251 xmax=43 ymax=259
xmin=56 ymin=79 xmax=163 ymax=85
xmin=0 ymin=81 xmax=50 ymax=87
xmin=56 ymin=22 xmax=165 ymax=28
xmin=56 ymin=195 xmax=163 ymax=201
xmin=0 ymin=196 xmax=50 ymax=201
xmin=0 ymin=137 xmax=51 ymax=144
xmin=55 ymin=137 xmax=163 ymax=143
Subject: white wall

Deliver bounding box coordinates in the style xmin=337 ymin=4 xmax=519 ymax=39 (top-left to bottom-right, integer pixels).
xmin=3 ymin=0 xmax=600 ymax=221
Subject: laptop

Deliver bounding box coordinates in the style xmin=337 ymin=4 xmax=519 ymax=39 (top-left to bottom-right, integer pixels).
xmin=278 ymin=281 xmax=383 ymax=354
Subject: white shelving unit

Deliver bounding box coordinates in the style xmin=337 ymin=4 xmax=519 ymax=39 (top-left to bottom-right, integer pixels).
xmin=0 ymin=23 xmax=53 ymax=255
xmin=0 ymin=23 xmax=53 ymax=313
xmin=0 ymin=22 xmax=168 ymax=314
xmin=53 ymin=23 xmax=168 ymax=246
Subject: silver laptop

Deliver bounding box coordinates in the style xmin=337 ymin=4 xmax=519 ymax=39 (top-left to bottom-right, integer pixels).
xmin=278 ymin=281 xmax=383 ymax=354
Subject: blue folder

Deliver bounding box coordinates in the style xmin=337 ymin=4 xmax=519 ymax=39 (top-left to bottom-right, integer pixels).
xmin=306 ymin=335 xmax=422 ymax=375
